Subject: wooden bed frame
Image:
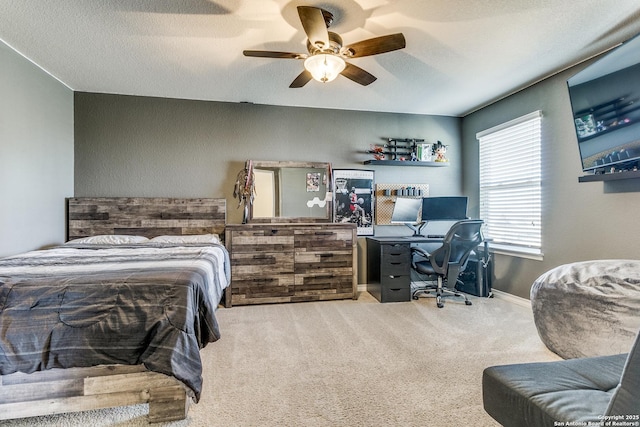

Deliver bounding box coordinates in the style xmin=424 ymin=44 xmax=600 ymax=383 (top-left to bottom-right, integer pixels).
xmin=0 ymin=197 xmax=227 ymax=423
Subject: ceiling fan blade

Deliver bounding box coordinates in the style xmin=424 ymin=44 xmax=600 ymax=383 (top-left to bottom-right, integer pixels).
xmin=289 ymin=70 xmax=313 ymax=88
xmin=341 ymin=63 xmax=377 ymax=86
xmin=342 ymin=33 xmax=406 ymax=58
xmin=297 ymin=6 xmax=330 ymax=50
xmin=243 ymin=50 xmax=306 ymax=59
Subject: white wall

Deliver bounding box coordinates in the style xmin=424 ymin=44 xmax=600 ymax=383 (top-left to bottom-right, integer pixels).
xmin=0 ymin=42 xmax=74 ymax=256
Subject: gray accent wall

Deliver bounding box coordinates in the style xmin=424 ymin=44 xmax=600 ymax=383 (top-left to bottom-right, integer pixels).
xmin=74 ymin=93 xmax=463 ymax=226
xmin=463 ymin=61 xmax=640 ymax=299
xmin=0 ymin=42 xmax=74 ymax=257
xmin=74 ymin=93 xmax=461 ymax=284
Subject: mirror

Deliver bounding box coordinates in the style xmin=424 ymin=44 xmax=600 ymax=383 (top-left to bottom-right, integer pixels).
xmin=249 ymin=160 xmax=332 ymax=223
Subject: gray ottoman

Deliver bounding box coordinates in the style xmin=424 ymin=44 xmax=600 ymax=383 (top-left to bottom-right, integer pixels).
xmin=530 ymin=260 xmax=640 ymax=359
xmin=483 ymin=328 xmax=640 ymax=426
xmin=483 ymin=353 xmax=628 ymax=426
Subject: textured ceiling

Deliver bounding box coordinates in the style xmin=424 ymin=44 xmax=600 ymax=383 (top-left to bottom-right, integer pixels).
xmin=2 ymin=0 xmax=640 ymax=116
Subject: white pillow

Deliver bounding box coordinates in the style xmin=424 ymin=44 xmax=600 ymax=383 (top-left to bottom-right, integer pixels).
xmin=66 ymin=235 xmax=149 ymax=244
xmin=149 ymin=234 xmax=220 ymax=244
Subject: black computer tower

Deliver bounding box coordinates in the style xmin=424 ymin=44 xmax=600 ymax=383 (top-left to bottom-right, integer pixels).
xmin=456 ymin=246 xmax=493 ymax=297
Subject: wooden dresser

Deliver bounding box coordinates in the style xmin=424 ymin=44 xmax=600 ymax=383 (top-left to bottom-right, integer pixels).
xmin=225 ymin=223 xmax=357 ymax=306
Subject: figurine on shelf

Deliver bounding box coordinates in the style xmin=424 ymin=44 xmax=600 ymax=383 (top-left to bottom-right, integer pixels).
xmin=369 ymin=144 xmax=385 ymax=160
xmin=432 ymin=141 xmax=449 ymax=162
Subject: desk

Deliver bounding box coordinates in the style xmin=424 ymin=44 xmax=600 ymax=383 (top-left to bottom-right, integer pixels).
xmin=366 ymin=236 xmax=490 ymax=303
xmin=366 ymin=236 xmax=442 ymax=303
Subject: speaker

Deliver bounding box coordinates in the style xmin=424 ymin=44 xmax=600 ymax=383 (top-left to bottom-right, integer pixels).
xmin=456 ymin=247 xmax=492 ymax=297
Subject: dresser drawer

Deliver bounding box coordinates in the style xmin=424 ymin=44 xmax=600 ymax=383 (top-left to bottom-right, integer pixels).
xmin=295 ymin=250 xmax=353 ymax=273
xmin=231 ymin=275 xmax=295 ymax=305
xmin=231 ymin=251 xmax=294 ymax=275
xmin=295 ymin=273 xmax=354 ymax=299
xmin=295 ymin=229 xmax=354 ymax=251
xmin=229 ymin=229 xmax=294 ymax=253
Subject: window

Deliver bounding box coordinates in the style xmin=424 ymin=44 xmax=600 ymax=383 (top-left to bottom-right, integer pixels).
xmin=477 ymin=111 xmax=542 ymax=259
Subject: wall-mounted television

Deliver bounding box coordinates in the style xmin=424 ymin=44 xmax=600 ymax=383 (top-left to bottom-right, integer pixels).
xmin=567 ymin=33 xmax=640 ymax=173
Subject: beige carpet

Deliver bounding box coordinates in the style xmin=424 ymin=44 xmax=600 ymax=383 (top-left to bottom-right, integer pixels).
xmin=3 ymin=291 xmax=560 ymax=427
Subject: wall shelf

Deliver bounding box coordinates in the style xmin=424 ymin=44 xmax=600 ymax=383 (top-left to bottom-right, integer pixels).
xmin=578 ymin=169 xmax=640 ymax=182
xmin=363 ymin=160 xmax=449 ymax=167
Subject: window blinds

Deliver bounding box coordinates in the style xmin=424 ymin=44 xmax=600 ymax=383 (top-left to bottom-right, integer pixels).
xmin=477 ymin=111 xmax=542 ymax=256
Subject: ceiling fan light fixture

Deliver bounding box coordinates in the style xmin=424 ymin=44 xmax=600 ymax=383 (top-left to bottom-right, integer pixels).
xmin=304 ymin=54 xmax=345 ymax=83
xmin=243 ymin=6 xmax=405 ymax=87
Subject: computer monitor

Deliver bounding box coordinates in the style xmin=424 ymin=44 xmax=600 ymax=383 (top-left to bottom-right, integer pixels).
xmin=421 ymin=196 xmax=468 ymax=221
xmin=391 ymin=197 xmax=423 ymax=235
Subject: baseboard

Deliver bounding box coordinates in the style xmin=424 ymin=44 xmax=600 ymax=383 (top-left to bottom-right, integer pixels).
xmin=491 ymin=289 xmax=531 ymax=308
xmin=358 ymin=284 xmax=531 ymax=308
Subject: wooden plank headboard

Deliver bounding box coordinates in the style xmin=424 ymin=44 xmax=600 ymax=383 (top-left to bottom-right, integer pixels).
xmin=67 ymin=197 xmax=226 ymax=240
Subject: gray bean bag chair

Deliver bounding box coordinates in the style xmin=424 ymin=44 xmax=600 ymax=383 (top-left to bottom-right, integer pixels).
xmin=530 ymin=260 xmax=640 ymax=359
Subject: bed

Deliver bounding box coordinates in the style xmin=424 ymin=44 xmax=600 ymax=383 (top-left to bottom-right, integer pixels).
xmin=0 ymin=197 xmax=229 ymax=423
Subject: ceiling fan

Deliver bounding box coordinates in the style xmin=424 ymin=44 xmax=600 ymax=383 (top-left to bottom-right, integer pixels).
xmin=243 ymin=6 xmax=406 ymax=88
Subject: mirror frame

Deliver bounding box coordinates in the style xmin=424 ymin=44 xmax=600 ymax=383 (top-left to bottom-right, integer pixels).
xmin=249 ymin=160 xmax=332 ymax=223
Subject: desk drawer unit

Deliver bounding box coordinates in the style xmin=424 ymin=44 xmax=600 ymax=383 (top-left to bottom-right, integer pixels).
xmin=367 ymin=239 xmax=412 ymax=303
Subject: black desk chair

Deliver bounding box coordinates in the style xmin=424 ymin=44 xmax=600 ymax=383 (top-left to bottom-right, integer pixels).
xmin=411 ymin=219 xmax=484 ymax=308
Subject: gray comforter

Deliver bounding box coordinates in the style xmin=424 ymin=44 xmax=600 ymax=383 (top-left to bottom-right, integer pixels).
xmin=0 ymin=242 xmax=230 ymax=401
